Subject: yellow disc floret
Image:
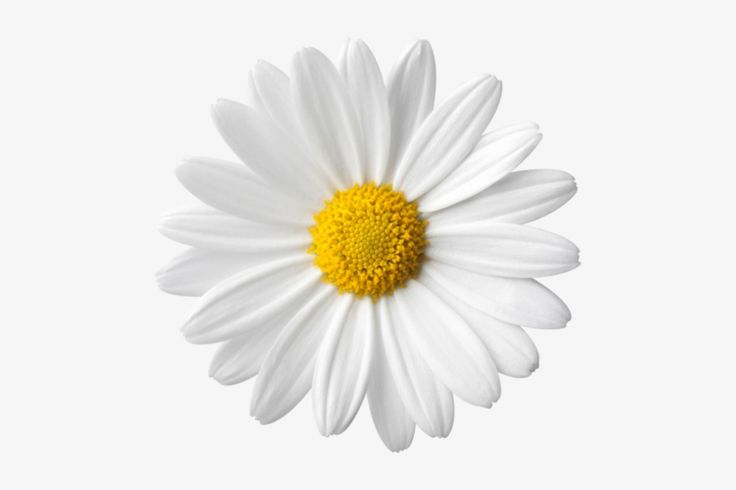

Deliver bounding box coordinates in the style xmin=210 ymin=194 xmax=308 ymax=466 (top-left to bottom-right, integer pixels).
xmin=309 ymin=183 xmax=427 ymax=300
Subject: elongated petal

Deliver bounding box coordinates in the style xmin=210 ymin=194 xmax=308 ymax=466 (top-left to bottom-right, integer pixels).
xmin=387 ymin=40 xmax=436 ymax=173
xmin=430 ymin=169 xmax=577 ymax=225
xmin=420 ymin=123 xmax=542 ymax=212
xmin=251 ymin=288 xmax=345 ymax=424
xmin=313 ymin=297 xmax=374 ymax=436
xmin=337 ymin=39 xmax=391 ymax=183
xmin=156 ymin=247 xmax=289 ymax=296
xmin=421 ymin=272 xmax=539 ymax=377
xmin=423 ymin=261 xmax=571 ymax=329
xmin=393 ymin=75 xmax=502 ymax=201
xmin=208 ymin=324 xmax=284 ymax=385
xmin=393 ymin=281 xmax=500 ymax=407
xmin=181 ymin=256 xmax=320 ymax=344
xmin=211 ymin=100 xmax=331 ymax=206
xmin=378 ymin=298 xmax=454 ymax=437
xmin=246 ymin=60 xmax=303 ymax=139
xmin=466 ymin=314 xmax=538 ymax=378
xmin=292 ymin=47 xmax=364 ymax=186
xmin=175 ymin=157 xmax=311 ymax=225
xmin=427 ymin=222 xmax=580 ymax=278
xmin=368 ymin=308 xmax=415 ymax=451
xmin=158 ymin=206 xmax=310 ymax=252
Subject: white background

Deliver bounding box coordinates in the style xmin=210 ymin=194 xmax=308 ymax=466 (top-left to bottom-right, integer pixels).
xmin=2 ymin=1 xmax=734 ymax=489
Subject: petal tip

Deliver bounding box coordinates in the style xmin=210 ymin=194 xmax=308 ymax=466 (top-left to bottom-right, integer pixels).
xmin=181 ymin=323 xmax=206 ymax=343
xmin=153 ymin=266 xmax=171 ymax=291
xmin=385 ymin=440 xmax=413 ymax=453
xmin=415 ymin=39 xmax=432 ymax=51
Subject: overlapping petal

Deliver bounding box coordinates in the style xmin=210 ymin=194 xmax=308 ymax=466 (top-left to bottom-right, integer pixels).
xmin=156 ymin=247 xmax=288 ymax=296
xmin=421 ymin=271 xmax=539 ymax=377
xmin=181 ymin=256 xmax=321 ymax=344
xmin=386 ymin=40 xmax=436 ymax=174
xmin=367 ymin=318 xmax=416 ymax=451
xmin=430 ymin=169 xmax=577 ymax=225
xmin=292 ymin=47 xmax=364 ymax=186
xmin=312 ymin=298 xmax=374 ymax=436
xmin=337 ymin=39 xmax=391 ymax=183
xmin=393 ymin=75 xmax=502 ymax=200
xmin=175 ymin=157 xmax=312 ymax=225
xmin=420 ymin=123 xmax=542 ymax=212
xmin=208 ymin=325 xmax=285 ymax=385
xmin=246 ymin=60 xmax=303 ymax=139
xmin=211 ymin=101 xmax=331 ymax=206
xmin=378 ymin=298 xmax=454 ymax=438
xmin=422 ymin=261 xmax=571 ymax=329
xmin=393 ymin=281 xmax=500 ymax=407
xmin=159 ymin=206 xmax=310 ymax=252
xmin=427 ymin=222 xmax=580 ymax=278
xmin=251 ymin=289 xmax=346 ymax=424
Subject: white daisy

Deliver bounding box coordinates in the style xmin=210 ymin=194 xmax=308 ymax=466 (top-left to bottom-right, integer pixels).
xmin=158 ymin=39 xmax=579 ymax=451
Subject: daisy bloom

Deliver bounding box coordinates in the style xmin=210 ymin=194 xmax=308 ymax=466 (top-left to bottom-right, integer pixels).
xmin=157 ymin=39 xmax=579 ymax=451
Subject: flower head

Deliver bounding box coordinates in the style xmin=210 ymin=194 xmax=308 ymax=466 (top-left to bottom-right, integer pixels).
xmin=158 ymin=39 xmax=579 ymax=451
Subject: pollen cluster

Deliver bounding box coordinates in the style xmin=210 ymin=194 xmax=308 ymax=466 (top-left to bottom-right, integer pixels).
xmin=309 ymin=183 xmax=427 ymax=299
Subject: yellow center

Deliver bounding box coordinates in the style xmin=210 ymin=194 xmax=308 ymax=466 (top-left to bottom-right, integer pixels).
xmin=309 ymin=183 xmax=427 ymax=300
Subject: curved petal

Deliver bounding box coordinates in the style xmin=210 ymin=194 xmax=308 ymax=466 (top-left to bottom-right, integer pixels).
xmin=419 ymin=123 xmax=542 ymax=212
xmin=392 ymin=281 xmax=500 ymax=407
xmin=211 ymin=100 xmax=331 ymax=206
xmin=208 ymin=323 xmax=284 ymax=385
xmin=312 ymin=297 xmax=374 ymax=436
xmin=292 ymin=47 xmax=364 ymax=186
xmin=393 ymin=75 xmax=502 ymax=201
xmin=175 ymin=157 xmax=311 ymax=225
xmin=422 ymin=260 xmax=571 ymax=329
xmin=420 ymin=271 xmax=539 ymax=377
xmin=367 ymin=305 xmax=416 ymax=451
xmin=386 ymin=40 xmax=436 ymax=175
xmin=251 ymin=288 xmax=346 ymax=424
xmin=465 ymin=313 xmax=539 ymax=378
xmin=181 ymin=256 xmax=320 ymax=344
xmin=429 ymin=169 xmax=577 ymax=225
xmin=158 ymin=206 xmax=310 ymax=252
xmin=378 ymin=298 xmax=454 ymax=438
xmin=246 ymin=60 xmax=303 ymax=140
xmin=427 ymin=222 xmax=580 ymax=278
xmin=337 ymin=39 xmax=391 ymax=183
xmin=156 ymin=247 xmax=290 ymax=296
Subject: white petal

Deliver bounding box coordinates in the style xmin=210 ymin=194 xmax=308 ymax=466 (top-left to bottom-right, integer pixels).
xmin=246 ymin=60 xmax=303 ymax=140
xmin=367 ymin=307 xmax=415 ymax=451
xmin=468 ymin=316 xmax=538 ymax=378
xmin=208 ymin=324 xmax=284 ymax=385
xmin=393 ymin=75 xmax=502 ymax=201
xmin=292 ymin=47 xmax=364 ymax=186
xmin=251 ymin=289 xmax=346 ymax=424
xmin=158 ymin=206 xmax=310 ymax=252
xmin=427 ymin=222 xmax=580 ymax=278
xmin=421 ymin=272 xmax=539 ymax=377
xmin=312 ymin=297 xmax=374 ymax=436
xmin=423 ymin=261 xmax=571 ymax=329
xmin=420 ymin=123 xmax=542 ymax=213
xmin=430 ymin=169 xmax=577 ymax=225
xmin=378 ymin=298 xmax=454 ymax=438
xmin=175 ymin=157 xmax=311 ymax=225
xmin=156 ymin=247 xmax=290 ymax=296
xmin=211 ymin=100 xmax=331 ymax=206
xmin=337 ymin=39 xmax=391 ymax=183
xmin=386 ymin=40 xmax=436 ymax=174
xmin=181 ymin=256 xmax=320 ymax=344
xmin=393 ymin=281 xmax=500 ymax=407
